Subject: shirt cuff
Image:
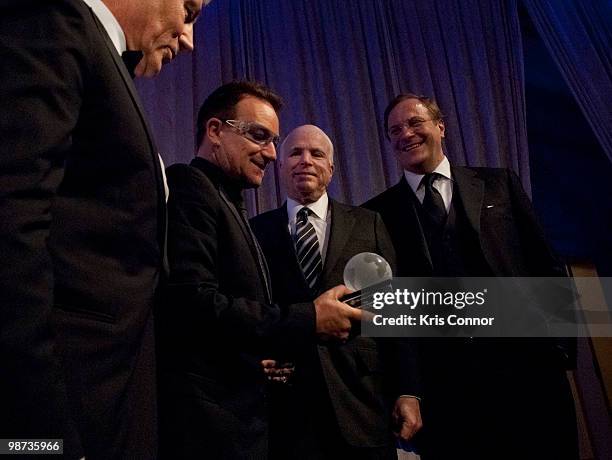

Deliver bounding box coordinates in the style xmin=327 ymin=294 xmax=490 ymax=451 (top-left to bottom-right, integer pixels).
xmin=398 ymin=394 xmax=422 ymax=402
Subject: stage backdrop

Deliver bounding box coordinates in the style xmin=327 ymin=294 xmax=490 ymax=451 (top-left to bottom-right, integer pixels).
xmin=136 ymin=0 xmax=529 ymax=215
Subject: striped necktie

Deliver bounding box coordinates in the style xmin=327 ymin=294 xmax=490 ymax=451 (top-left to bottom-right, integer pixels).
xmin=294 ymin=207 xmax=323 ymax=289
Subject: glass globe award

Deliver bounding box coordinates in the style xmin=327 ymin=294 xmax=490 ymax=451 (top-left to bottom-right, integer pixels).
xmin=341 ymin=252 xmax=393 ymax=309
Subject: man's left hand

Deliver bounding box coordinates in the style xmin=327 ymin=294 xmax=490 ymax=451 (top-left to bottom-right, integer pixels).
xmin=392 ymin=396 xmax=423 ymax=440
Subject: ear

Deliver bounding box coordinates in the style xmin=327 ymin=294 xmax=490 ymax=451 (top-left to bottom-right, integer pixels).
xmin=438 ymin=120 xmax=445 ymax=138
xmin=206 ymin=118 xmax=223 ymax=144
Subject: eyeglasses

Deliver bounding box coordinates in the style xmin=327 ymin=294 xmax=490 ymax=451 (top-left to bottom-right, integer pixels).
xmin=387 ymin=118 xmax=437 ymax=139
xmin=223 ymin=119 xmax=280 ymax=148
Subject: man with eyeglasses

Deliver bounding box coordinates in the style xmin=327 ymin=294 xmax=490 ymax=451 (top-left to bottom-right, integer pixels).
xmin=1 ymin=0 xmax=205 ymax=458
xmin=157 ymin=81 xmax=363 ymax=459
xmin=363 ymin=94 xmax=577 ymax=459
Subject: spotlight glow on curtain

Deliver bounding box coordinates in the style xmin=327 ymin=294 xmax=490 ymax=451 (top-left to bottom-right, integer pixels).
xmin=136 ymin=0 xmax=530 ymax=215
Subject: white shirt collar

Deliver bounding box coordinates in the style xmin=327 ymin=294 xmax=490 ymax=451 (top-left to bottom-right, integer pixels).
xmin=287 ymin=193 xmax=329 ymax=223
xmin=403 ymin=155 xmax=452 ymax=194
xmin=81 ymin=0 xmax=126 ymax=54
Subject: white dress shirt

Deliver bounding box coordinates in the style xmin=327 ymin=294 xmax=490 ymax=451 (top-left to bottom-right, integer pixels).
xmin=403 ymin=155 xmax=453 ymax=212
xmin=286 ymin=193 xmax=331 ymax=264
xmin=81 ymin=0 xmax=126 ymax=53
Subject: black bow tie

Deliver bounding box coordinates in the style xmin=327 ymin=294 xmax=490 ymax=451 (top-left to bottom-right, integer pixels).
xmin=121 ymin=50 xmax=143 ymax=78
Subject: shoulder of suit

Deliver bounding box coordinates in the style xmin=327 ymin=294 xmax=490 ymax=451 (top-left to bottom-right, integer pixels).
xmin=361 ymin=179 xmax=404 ymax=210
xmin=55 ymin=0 xmax=100 ymax=32
xmin=331 ymin=199 xmax=377 ymax=219
xmin=38 ymin=0 xmax=91 ymax=17
xmin=166 ymin=162 xmax=218 ymax=195
xmin=11 ymin=0 xmax=96 ymax=48
xmin=250 ymin=206 xmax=284 ymax=226
xmin=456 ymin=166 xmax=518 ymax=186
xmin=458 ymin=166 xmax=510 ymax=177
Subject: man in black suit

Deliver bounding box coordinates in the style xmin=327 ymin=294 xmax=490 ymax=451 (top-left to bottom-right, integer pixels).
xmin=251 ymin=124 xmax=422 ymax=459
xmin=157 ymin=83 xmax=363 ymax=459
xmin=363 ymin=94 xmax=577 ymax=459
xmin=0 ymin=0 xmax=203 ymax=458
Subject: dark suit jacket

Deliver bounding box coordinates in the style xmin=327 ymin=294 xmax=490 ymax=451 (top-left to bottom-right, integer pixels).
xmin=158 ymin=158 xmax=316 ymax=459
xmin=363 ymin=167 xmax=577 ymax=459
xmin=364 ymin=167 xmax=566 ymax=278
xmin=0 ymin=1 xmax=165 ymax=459
xmin=251 ymin=199 xmax=420 ymax=449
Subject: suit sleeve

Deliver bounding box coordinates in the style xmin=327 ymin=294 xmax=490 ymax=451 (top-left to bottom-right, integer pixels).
xmin=374 ymin=212 xmax=398 ymax=275
xmin=507 ymin=170 xmax=576 ymax=369
xmin=507 ymin=170 xmax=565 ymax=277
xmin=374 ymin=213 xmax=423 ymax=397
xmin=0 ymin=1 xmax=85 ymax=454
xmin=163 ymin=166 xmax=315 ymax=351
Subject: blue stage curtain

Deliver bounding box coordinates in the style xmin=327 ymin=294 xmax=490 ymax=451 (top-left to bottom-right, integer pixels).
xmin=522 ymin=0 xmax=612 ymax=167
xmin=136 ymin=0 xmax=530 ymax=214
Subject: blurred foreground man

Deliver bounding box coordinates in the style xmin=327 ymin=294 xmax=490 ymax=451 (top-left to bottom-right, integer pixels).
xmin=251 ymin=125 xmax=422 ymax=459
xmin=157 ymin=83 xmax=362 ymax=459
xmin=0 ymin=0 xmax=204 ymax=458
xmin=364 ymin=94 xmax=577 ymax=460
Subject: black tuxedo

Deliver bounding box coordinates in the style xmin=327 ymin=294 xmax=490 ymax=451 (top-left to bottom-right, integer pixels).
xmin=0 ymin=1 xmax=165 ymax=459
xmin=158 ymin=158 xmax=316 ymax=459
xmin=364 ymin=167 xmax=577 ymax=459
xmin=251 ymin=199 xmax=420 ymax=459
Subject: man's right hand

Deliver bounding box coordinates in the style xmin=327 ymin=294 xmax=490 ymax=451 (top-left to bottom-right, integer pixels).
xmin=313 ymin=284 xmax=362 ymax=340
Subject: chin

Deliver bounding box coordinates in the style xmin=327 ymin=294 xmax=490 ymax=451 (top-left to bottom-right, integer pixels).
xmin=296 ymin=186 xmax=315 ymax=195
xmin=142 ymin=51 xmax=164 ymax=75
xmin=401 ymin=155 xmax=430 ymax=170
xmin=245 ymin=176 xmax=263 ymax=188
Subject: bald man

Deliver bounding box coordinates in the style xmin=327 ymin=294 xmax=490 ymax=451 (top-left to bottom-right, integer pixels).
xmin=251 ymin=125 xmax=422 ymax=459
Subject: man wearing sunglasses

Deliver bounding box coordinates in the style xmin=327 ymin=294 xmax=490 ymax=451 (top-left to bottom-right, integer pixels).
xmin=157 ymin=81 xmax=362 ymax=459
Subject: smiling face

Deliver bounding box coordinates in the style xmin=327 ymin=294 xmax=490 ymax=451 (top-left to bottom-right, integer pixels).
xmin=387 ymin=98 xmax=445 ymax=174
xmin=126 ymin=0 xmax=204 ymax=77
xmin=280 ymin=125 xmax=334 ymax=204
xmin=206 ymin=96 xmax=279 ymax=188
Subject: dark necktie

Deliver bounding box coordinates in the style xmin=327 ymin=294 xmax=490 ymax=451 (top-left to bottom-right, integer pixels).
xmin=295 ymin=207 xmax=323 ymax=290
xmin=422 ymin=173 xmax=447 ymax=228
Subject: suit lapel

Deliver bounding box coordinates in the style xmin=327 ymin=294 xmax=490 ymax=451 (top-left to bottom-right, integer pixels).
xmin=90 ymin=10 xmax=157 ymax=156
xmin=274 ymin=205 xmax=309 ymax=288
xmin=219 ymin=188 xmax=250 ymax=240
xmin=452 ymin=166 xmax=484 ymax=235
xmin=219 ymin=189 xmax=272 ymax=302
xmin=321 ymin=200 xmax=356 ymax=282
xmin=89 ymin=8 xmax=167 ymax=267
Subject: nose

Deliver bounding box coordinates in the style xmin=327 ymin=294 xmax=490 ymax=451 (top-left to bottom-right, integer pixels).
xmin=299 ymin=152 xmax=313 ymax=165
xmin=262 ymin=143 xmax=277 ymax=162
xmin=178 ymin=23 xmax=194 ymax=53
xmin=398 ymin=124 xmax=417 ymax=138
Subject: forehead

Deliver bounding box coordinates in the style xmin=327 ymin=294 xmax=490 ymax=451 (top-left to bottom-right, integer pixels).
xmin=233 ymin=96 xmax=279 ymax=129
xmin=285 ymin=128 xmax=332 ymax=154
xmin=388 ymin=99 xmax=430 ymax=123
